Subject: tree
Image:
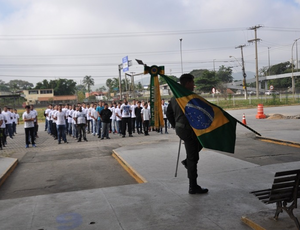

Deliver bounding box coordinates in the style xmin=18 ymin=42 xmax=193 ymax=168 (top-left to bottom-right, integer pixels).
xmin=83 ymin=76 xmax=94 ymax=93
xmin=75 ymin=84 xmax=86 ymax=93
xmin=189 ymin=69 xmax=208 ymax=79
xmin=95 ymin=86 xmax=106 ymax=92
xmin=264 ymin=61 xmax=293 ymax=90
xmin=136 ymin=82 xmax=143 ymax=91
xmin=35 ymin=79 xmax=77 ymax=95
xmin=8 ymin=79 xmax=34 ymax=90
xmin=194 ymin=70 xmax=219 ymax=93
xmin=0 ymin=80 xmax=9 ymax=92
xmin=77 ymin=91 xmax=85 ymax=102
xmin=159 ymin=75 xmax=179 ymax=85
xmin=215 ymin=65 xmax=233 ymax=83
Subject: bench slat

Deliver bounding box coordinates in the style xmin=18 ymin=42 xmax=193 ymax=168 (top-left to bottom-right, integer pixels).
xmin=272 ymin=182 xmax=296 ymax=190
xmin=251 ymin=189 xmax=271 ymax=194
xmin=275 ymin=169 xmax=300 ymax=177
xmin=274 ymin=175 xmax=297 ymax=184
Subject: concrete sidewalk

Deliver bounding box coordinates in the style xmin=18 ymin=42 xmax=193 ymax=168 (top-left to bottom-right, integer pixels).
xmin=0 ymin=105 xmax=299 ymax=230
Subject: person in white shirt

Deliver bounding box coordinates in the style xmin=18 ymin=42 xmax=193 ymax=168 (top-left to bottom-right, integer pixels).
xmin=161 ymin=99 xmax=168 ymax=134
xmin=86 ymin=103 xmax=92 ymax=134
xmin=109 ymin=102 xmax=117 ymax=134
xmin=2 ymin=106 xmax=13 ymax=139
xmin=30 ymin=105 xmax=38 ymax=138
xmin=62 ymin=104 xmax=69 ymax=134
xmin=115 ymin=103 xmax=122 ymax=135
xmin=91 ymin=104 xmax=98 ymax=136
xmin=10 ymin=108 xmax=16 ymax=136
xmin=22 ymin=105 xmax=36 ymax=148
xmin=131 ymin=99 xmax=137 ymax=133
xmin=51 ymin=105 xmax=58 ymax=140
xmin=74 ymin=105 xmax=87 ymax=142
xmin=67 ymin=105 xmax=73 ymax=136
xmin=141 ymin=102 xmax=151 ymax=136
xmin=45 ymin=104 xmax=52 ymax=134
xmin=54 ymin=104 xmax=68 ymax=144
xmin=72 ymin=105 xmax=78 ymax=139
xmin=0 ymin=108 xmax=5 ymax=149
xmin=120 ymin=99 xmax=132 ymax=138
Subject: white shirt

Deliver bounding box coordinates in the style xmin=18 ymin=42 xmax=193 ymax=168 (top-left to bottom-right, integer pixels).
xmin=52 ymin=110 xmax=58 ymax=124
xmin=141 ymin=108 xmax=150 ymax=121
xmin=2 ymin=111 xmax=12 ymax=124
xmin=54 ymin=111 xmax=66 ymax=125
xmin=11 ymin=112 xmax=17 ymax=123
xmin=162 ymin=104 xmax=167 ymax=119
xmin=115 ymin=107 xmax=122 ymax=121
xmin=92 ymin=108 xmax=98 ymax=120
xmin=22 ymin=111 xmax=35 ymax=128
xmin=87 ymin=107 xmax=93 ymax=120
xmin=45 ymin=108 xmax=51 ymax=121
xmin=16 ymin=113 xmax=20 ymax=122
xmin=75 ymin=111 xmax=86 ymax=124
xmin=110 ymin=107 xmax=116 ymax=120
xmin=0 ymin=114 xmax=5 ymax=128
xmin=72 ymin=110 xmax=77 ymax=124
xmin=31 ymin=109 xmax=38 ymax=122
xmin=120 ymin=104 xmax=132 ymax=118
xmin=67 ymin=110 xmax=74 ymax=123
xmin=131 ymin=104 xmax=137 ymax=118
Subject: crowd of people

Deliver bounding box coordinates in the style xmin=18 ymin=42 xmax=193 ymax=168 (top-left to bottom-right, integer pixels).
xmin=0 ymin=98 xmax=170 ymax=149
xmin=44 ymin=98 xmax=169 ymax=145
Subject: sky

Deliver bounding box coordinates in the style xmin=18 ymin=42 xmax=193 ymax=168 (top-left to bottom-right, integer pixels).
xmin=0 ymin=0 xmax=300 ymax=89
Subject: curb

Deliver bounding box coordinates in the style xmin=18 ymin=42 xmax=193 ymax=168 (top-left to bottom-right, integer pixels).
xmin=256 ymin=136 xmax=300 ymax=148
xmin=0 ymin=158 xmax=18 ymax=188
xmin=112 ymin=150 xmax=147 ymax=184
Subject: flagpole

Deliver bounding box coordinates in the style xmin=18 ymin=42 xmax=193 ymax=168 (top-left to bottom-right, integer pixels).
xmin=174 ymin=138 xmax=182 ymax=177
xmin=235 ymin=118 xmax=261 ymax=136
xmin=174 ymin=38 xmax=184 ymax=177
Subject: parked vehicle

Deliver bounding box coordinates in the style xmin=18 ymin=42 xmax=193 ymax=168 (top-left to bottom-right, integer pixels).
xmin=247 ymin=91 xmax=256 ymax=95
xmin=265 ymin=90 xmax=279 ymax=95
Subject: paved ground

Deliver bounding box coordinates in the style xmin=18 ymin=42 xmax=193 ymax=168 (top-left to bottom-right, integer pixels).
xmin=0 ymin=125 xmax=173 ymax=200
xmin=0 ymin=105 xmax=300 ymax=230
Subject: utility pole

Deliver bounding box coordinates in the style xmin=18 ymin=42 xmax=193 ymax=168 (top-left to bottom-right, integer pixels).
xmin=248 ymin=25 xmax=262 ymax=98
xmin=235 ymin=45 xmax=247 ymax=99
xmin=268 ymin=47 xmax=271 ymax=76
xmin=180 ymin=39 xmax=183 ymax=74
xmin=213 ymin=59 xmax=216 ymax=72
xmin=291 ymin=38 xmax=300 ymax=96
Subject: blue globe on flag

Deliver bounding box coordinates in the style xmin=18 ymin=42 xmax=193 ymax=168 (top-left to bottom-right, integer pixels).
xmin=184 ymin=98 xmax=214 ymax=130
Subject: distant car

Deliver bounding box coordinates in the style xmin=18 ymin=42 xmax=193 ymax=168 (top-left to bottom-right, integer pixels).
xmin=265 ymin=90 xmax=279 ymax=95
xmin=247 ymin=91 xmax=256 ymax=95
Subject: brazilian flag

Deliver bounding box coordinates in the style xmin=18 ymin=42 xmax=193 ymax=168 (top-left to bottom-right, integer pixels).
xmin=161 ymin=74 xmax=237 ymax=153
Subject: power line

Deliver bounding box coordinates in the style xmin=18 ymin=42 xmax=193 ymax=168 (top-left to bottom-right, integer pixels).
xmin=0 ymin=28 xmax=247 ymax=40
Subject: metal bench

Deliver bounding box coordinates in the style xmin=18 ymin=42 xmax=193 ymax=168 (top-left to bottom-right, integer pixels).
xmin=251 ymin=169 xmax=300 ymax=229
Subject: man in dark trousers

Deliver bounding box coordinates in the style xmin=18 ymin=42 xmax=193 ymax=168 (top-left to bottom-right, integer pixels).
xmin=135 ymin=101 xmax=143 ymax=134
xmin=166 ymin=73 xmax=208 ymax=195
xmin=120 ymin=99 xmax=132 ymax=138
xmin=100 ymin=103 xmax=112 ymax=139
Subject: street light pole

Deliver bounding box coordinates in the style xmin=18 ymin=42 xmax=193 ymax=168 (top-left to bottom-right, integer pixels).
xmin=180 ymin=38 xmax=183 ymax=74
xmin=291 ymin=38 xmax=300 ymax=96
xmin=268 ymin=47 xmax=271 ymax=76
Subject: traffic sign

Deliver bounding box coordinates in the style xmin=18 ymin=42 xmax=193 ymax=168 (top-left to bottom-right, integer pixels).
xmin=122 ymin=56 xmax=129 ymax=72
xmin=270 ymin=85 xmax=274 ymax=90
